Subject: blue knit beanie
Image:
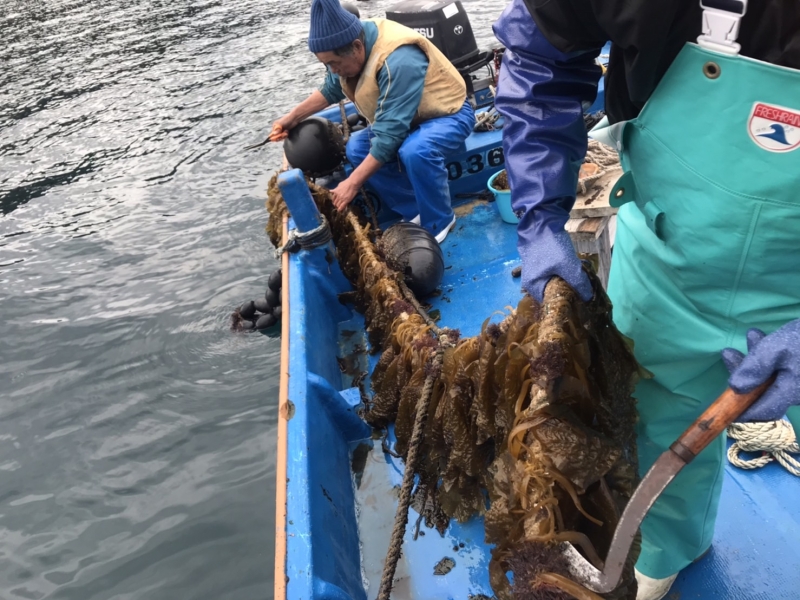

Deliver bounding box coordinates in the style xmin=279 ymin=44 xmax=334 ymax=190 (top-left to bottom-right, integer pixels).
xmin=308 ymin=0 xmax=363 ymax=53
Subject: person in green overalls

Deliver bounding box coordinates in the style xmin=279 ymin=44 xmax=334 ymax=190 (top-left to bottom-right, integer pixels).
xmin=492 ymin=0 xmax=800 ymax=598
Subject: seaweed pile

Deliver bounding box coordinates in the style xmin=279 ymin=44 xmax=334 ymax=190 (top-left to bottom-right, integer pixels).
xmin=267 ymin=175 xmax=643 ymax=600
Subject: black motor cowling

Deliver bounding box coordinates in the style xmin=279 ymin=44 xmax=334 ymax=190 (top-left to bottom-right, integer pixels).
xmin=386 ymin=0 xmax=498 ymax=108
xmin=386 ymin=0 xmax=479 ymax=68
xmin=379 ymin=222 xmax=444 ymax=298
xmin=283 ymin=116 xmax=346 ymax=177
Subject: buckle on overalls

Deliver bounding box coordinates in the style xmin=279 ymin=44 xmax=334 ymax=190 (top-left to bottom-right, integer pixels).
xmin=610 ymin=171 xmax=666 ymax=241
xmin=697 ymin=0 xmax=747 ymax=56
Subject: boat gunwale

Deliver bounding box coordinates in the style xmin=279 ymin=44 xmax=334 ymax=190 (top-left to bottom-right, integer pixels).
xmin=274 ymin=216 xmax=290 ymax=600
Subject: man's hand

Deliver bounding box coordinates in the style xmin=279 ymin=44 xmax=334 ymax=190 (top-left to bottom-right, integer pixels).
xmin=520 ymin=226 xmax=593 ymax=303
xmin=268 ymin=90 xmax=332 ymax=143
xmin=331 ymin=177 xmax=359 ymax=212
xmin=269 ymin=118 xmax=293 ymax=141
xmin=722 ymin=320 xmax=800 ymax=422
xmin=245 ymin=119 xmax=293 ymax=150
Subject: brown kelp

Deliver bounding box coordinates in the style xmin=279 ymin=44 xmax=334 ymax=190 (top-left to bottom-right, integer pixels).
xmin=267 ymin=175 xmax=642 ymax=599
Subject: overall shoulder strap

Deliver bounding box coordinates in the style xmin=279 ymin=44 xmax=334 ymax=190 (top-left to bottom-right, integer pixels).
xmin=698 ymin=0 xmax=748 ymax=55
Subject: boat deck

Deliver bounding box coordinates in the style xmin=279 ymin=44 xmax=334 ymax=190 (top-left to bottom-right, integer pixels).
xmin=284 ymin=199 xmax=800 ymax=600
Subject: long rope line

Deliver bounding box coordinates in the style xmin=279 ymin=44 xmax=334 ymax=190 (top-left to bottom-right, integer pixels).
xmin=376 ymin=274 xmax=448 ymax=599
xmin=376 ymin=334 xmax=450 ymax=600
xmin=340 ymin=165 xmax=450 ymax=599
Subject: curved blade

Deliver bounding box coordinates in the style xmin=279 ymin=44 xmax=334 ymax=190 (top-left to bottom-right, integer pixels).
xmin=563 ymin=450 xmax=686 ymax=594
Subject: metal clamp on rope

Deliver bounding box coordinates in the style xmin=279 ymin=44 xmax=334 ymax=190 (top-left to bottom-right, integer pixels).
xmin=698 ymin=0 xmax=747 ymax=55
xmin=274 ymin=214 xmax=332 ymax=259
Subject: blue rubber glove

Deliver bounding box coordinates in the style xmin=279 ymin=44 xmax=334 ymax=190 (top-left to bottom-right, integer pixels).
xmin=519 ymin=225 xmax=593 ymax=302
xmin=721 ymin=320 xmax=800 ymax=422
xmin=493 ymin=0 xmax=602 ymax=303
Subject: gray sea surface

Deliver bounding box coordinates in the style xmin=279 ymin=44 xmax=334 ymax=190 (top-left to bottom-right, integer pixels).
xmin=0 ymin=0 xmax=506 ymax=598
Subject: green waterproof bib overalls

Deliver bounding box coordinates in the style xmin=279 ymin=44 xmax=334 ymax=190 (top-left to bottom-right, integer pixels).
xmin=596 ymin=1 xmax=800 ymax=579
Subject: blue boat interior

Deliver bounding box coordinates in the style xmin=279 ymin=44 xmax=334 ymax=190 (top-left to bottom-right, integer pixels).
xmin=282 ymin=191 xmax=800 ymax=599
xmin=280 ymin=47 xmax=799 ymax=596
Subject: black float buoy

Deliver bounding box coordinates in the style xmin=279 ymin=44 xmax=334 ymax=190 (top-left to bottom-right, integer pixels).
xmin=254 ymin=298 xmax=271 ymax=314
xmin=231 ymin=266 xmax=283 ymax=334
xmin=268 ymin=268 xmax=282 ymax=292
xmin=255 ymin=313 xmax=278 ymax=330
xmin=239 ymin=300 xmax=257 ymax=320
xmin=341 ymin=1 xmax=360 ymax=17
xmin=379 ymin=222 xmax=445 ymax=298
xmin=266 ymin=287 xmax=280 ymax=308
xmin=283 ymin=117 xmax=345 ymax=177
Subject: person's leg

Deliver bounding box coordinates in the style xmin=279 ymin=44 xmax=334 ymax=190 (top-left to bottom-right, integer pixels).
xmin=397 ymin=103 xmax=475 ymax=237
xmin=607 ymin=205 xmax=731 ymax=584
xmin=633 ymin=375 xmax=727 ymax=579
xmin=345 ymin=127 xmax=418 ymax=221
xmin=345 ymin=127 xmax=372 ymax=165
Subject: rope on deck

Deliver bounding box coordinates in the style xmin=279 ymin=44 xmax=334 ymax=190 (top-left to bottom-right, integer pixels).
xmin=354 ymin=198 xmax=454 ymax=598
xmin=339 ymin=100 xmax=351 ymax=143
xmin=577 ymin=140 xmax=622 ymax=195
xmin=337 ymin=101 xmax=382 ymax=232
xmin=376 ymin=331 xmax=452 ymax=600
xmin=727 ymin=420 xmax=800 ymax=476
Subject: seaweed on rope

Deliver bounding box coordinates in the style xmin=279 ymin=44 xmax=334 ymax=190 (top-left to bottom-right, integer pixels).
xmin=267 ymin=175 xmax=645 ymax=600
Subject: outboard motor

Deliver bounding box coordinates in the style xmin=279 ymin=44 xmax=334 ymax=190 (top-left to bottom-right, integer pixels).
xmin=283 ymin=116 xmax=346 ymax=177
xmin=386 ymin=0 xmax=479 ymax=68
xmin=386 ymin=0 xmax=499 ymax=108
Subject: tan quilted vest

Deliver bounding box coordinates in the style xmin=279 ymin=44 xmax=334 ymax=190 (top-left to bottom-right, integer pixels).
xmin=340 ymin=19 xmax=466 ymax=126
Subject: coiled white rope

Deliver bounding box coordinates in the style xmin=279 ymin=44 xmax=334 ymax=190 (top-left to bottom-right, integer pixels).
xmin=727 ymin=420 xmax=800 ymax=476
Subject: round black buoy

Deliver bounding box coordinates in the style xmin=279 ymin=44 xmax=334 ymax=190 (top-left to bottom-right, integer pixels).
xmin=268 ymin=268 xmax=282 ymax=292
xmin=240 ymin=319 xmax=256 ymax=331
xmin=272 ymin=305 xmax=282 ymax=321
xmin=254 ymin=298 xmax=271 ymax=314
xmin=341 ymin=1 xmax=360 ymax=17
xmin=283 ymin=117 xmax=345 ymax=177
xmin=256 ymin=313 xmax=278 ymax=330
xmin=379 ymin=222 xmax=445 ymax=298
xmin=239 ymin=300 xmax=257 ymax=320
xmin=266 ymin=287 xmax=281 ymax=308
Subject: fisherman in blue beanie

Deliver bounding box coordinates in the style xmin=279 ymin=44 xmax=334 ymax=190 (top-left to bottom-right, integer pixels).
xmin=271 ymin=0 xmax=475 ymax=243
xmin=307 ymin=0 xmax=363 ymax=55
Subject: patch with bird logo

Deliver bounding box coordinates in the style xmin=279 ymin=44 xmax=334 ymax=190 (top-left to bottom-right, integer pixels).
xmin=748 ymin=102 xmax=800 ymax=153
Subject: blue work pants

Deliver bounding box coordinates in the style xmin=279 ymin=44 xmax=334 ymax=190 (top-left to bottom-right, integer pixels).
xmin=346 ymin=101 xmax=475 ymax=237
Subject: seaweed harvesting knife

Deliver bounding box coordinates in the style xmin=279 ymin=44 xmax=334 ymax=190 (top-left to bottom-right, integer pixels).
xmin=562 ymin=378 xmax=775 ymax=594
xmin=244 ymin=125 xmax=288 ymax=151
